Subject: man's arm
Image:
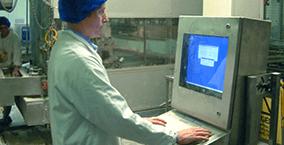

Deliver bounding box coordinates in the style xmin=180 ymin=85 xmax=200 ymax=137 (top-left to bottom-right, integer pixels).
xmin=12 ymin=33 xmax=22 ymax=77
xmin=62 ymin=51 xmax=177 ymax=144
xmin=13 ymin=65 xmax=20 ymax=77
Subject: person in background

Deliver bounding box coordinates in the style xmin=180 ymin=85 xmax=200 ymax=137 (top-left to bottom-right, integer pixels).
xmin=48 ymin=0 xmax=212 ymax=144
xmin=0 ymin=16 xmax=22 ymax=127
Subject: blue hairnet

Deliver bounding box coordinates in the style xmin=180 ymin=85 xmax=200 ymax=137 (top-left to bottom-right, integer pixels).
xmin=58 ymin=0 xmax=107 ymax=23
xmin=0 ymin=17 xmax=10 ymax=28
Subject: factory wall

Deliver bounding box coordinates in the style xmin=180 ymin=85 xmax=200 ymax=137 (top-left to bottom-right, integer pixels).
xmin=203 ymin=0 xmax=263 ymax=19
xmin=0 ymin=0 xmax=29 ymax=27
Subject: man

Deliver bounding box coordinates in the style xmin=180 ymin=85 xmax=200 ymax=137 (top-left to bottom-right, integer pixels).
xmin=48 ymin=0 xmax=211 ymax=144
xmin=0 ymin=17 xmax=22 ymax=127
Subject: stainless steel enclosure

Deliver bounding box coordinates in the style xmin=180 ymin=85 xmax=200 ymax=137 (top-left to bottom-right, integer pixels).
xmin=0 ymin=69 xmax=48 ymax=126
xmin=0 ymin=76 xmax=44 ymax=106
xmin=172 ymin=16 xmax=271 ymax=144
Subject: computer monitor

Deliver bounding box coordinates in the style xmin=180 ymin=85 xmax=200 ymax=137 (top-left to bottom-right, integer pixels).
xmin=180 ymin=34 xmax=229 ymax=99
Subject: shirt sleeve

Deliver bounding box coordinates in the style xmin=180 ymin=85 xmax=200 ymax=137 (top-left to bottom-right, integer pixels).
xmin=65 ymin=51 xmax=177 ymax=145
xmin=12 ymin=34 xmax=22 ymax=66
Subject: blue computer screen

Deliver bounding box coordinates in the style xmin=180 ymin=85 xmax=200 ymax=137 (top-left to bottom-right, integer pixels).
xmin=180 ymin=34 xmax=229 ymax=99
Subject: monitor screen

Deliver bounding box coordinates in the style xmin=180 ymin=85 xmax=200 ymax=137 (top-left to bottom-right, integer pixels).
xmin=179 ymin=34 xmax=229 ymax=99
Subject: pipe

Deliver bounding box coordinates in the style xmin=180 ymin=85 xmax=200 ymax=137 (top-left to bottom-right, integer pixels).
xmin=143 ymin=18 xmax=147 ymax=66
xmin=264 ymin=0 xmax=266 ymax=19
xmin=26 ymin=0 xmax=29 ymax=54
xmin=279 ymin=0 xmax=283 ymax=40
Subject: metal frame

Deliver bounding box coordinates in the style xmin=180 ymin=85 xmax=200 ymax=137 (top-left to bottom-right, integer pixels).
xmin=165 ymin=75 xmax=174 ymax=112
xmin=245 ymin=72 xmax=281 ymax=145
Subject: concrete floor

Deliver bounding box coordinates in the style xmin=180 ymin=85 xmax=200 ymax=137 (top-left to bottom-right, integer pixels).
xmin=0 ymin=105 xmax=52 ymax=145
xmin=0 ymin=105 xmax=278 ymax=145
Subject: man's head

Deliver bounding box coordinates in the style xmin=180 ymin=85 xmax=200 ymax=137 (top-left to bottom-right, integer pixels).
xmin=59 ymin=0 xmax=108 ymax=39
xmin=58 ymin=0 xmax=108 ymax=24
xmin=0 ymin=17 xmax=10 ymax=38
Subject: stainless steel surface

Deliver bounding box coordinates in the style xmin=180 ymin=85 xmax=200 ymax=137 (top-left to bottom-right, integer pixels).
xmin=15 ymin=96 xmax=50 ymax=126
xmin=245 ymin=73 xmax=281 ymax=145
xmin=0 ymin=67 xmax=48 ymax=125
xmin=268 ymin=72 xmax=281 ymax=145
xmin=171 ymin=16 xmax=271 ymax=145
xmin=107 ymin=64 xmax=174 ymax=111
xmin=0 ymin=76 xmax=44 ymax=106
xmin=165 ymin=75 xmax=174 ymax=112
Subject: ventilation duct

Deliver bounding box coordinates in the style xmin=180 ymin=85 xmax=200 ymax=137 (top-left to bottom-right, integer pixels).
xmin=0 ymin=0 xmax=17 ymax=12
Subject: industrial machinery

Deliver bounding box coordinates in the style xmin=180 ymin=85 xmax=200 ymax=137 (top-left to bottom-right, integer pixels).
xmin=0 ymin=0 xmax=49 ymax=127
xmin=158 ymin=16 xmax=273 ymax=145
xmin=267 ymin=41 xmax=284 ymax=72
xmin=0 ymin=66 xmax=49 ymax=126
xmin=90 ymin=26 xmax=123 ymax=69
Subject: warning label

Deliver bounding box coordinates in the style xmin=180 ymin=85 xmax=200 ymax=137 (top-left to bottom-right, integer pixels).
xmin=259 ymin=95 xmax=282 ymax=144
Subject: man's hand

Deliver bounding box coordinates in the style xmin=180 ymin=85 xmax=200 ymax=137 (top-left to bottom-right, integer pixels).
xmin=13 ymin=66 xmax=20 ymax=77
xmin=177 ymin=127 xmax=212 ymax=144
xmin=143 ymin=117 xmax=167 ymax=126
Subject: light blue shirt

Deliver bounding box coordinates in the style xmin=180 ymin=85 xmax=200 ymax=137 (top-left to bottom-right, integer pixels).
xmin=65 ymin=27 xmax=98 ymax=52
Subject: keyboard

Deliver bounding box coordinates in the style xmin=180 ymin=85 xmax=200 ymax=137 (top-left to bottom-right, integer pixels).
xmin=158 ymin=109 xmax=229 ymax=145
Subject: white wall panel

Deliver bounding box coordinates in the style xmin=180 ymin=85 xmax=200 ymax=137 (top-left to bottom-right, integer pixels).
xmin=203 ymin=0 xmax=263 ymax=19
xmin=106 ymin=0 xmax=202 ymax=18
xmin=53 ymin=0 xmax=203 ymax=19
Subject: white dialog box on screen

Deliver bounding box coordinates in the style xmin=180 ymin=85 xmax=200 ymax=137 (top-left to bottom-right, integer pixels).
xmin=198 ymin=45 xmax=219 ymax=67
